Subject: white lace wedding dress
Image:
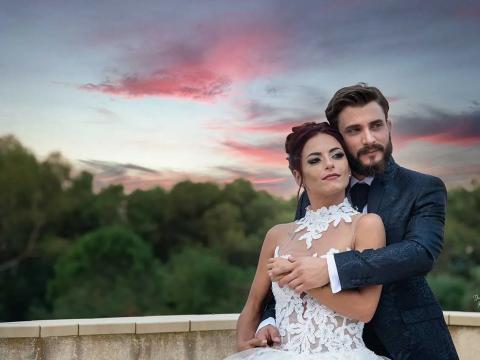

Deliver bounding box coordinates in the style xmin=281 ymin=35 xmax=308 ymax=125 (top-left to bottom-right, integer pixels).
xmin=225 ymin=198 xmax=389 ymax=360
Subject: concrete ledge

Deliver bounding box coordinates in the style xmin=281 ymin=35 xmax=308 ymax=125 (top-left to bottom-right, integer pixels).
xmin=136 ymin=315 xmax=190 ymax=334
xmin=5 ymin=312 xmax=478 ymax=338
xmin=190 ymin=314 xmax=238 ymax=331
xmin=0 ymin=322 xmax=40 ymax=338
xmin=0 ymin=312 xmax=478 ymax=360
xmin=448 ymin=311 xmax=480 ymax=327
xmin=0 ymin=314 xmax=241 ymax=338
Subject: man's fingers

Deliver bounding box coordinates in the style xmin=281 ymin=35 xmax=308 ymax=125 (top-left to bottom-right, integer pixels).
xmin=278 ymin=271 xmax=296 ymax=287
xmin=294 ymin=284 xmax=304 ymax=294
xmin=288 ymin=277 xmax=303 ymax=290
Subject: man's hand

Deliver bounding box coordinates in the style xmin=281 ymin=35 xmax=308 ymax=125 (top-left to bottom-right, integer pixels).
xmin=272 ymin=256 xmax=330 ymax=293
xmin=255 ymin=324 xmax=280 ymax=347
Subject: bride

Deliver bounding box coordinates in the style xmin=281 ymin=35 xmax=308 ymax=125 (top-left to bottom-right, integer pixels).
xmin=226 ymin=122 xmax=388 ymax=359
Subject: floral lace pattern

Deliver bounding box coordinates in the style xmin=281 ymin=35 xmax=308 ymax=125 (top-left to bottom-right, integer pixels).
xmin=272 ymin=247 xmax=365 ymax=355
xmin=294 ymin=198 xmax=357 ymax=249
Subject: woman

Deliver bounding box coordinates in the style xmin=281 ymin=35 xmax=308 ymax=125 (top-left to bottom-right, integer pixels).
xmin=226 ymin=122 xmax=388 ymax=359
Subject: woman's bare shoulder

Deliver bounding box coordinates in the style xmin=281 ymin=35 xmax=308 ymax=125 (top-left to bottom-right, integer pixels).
xmin=354 ymin=213 xmax=386 ymax=249
xmin=356 ymin=213 xmax=384 ymax=230
xmin=265 ymin=222 xmax=297 ymax=243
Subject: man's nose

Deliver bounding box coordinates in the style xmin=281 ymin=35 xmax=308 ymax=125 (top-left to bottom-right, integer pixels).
xmin=362 ymin=129 xmax=375 ymax=145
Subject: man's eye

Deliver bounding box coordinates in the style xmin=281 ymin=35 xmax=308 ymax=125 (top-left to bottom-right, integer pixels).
xmin=308 ymin=158 xmax=320 ymax=164
xmin=372 ymin=123 xmax=383 ymax=129
xmin=346 ymin=128 xmax=358 ymax=134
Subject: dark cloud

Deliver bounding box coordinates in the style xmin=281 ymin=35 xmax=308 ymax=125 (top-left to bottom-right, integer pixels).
xmin=394 ymin=107 xmax=480 ymax=145
xmin=216 ymin=165 xmax=295 ymax=195
xmin=79 ymin=160 xmax=159 ymax=177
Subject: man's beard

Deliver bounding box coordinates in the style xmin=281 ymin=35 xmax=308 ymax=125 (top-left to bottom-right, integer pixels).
xmin=347 ymin=136 xmax=393 ymax=177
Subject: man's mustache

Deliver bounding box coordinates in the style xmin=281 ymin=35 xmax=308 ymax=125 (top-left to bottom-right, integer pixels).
xmin=357 ymin=144 xmax=384 ymax=158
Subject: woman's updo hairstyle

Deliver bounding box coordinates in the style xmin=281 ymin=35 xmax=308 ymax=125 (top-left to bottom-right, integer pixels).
xmin=285 ymin=121 xmax=346 ymax=199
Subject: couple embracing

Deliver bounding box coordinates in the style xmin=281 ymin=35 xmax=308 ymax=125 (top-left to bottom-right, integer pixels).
xmin=226 ymin=84 xmax=458 ymax=359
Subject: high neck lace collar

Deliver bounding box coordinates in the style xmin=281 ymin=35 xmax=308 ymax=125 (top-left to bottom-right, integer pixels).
xmin=295 ymin=198 xmax=358 ymax=249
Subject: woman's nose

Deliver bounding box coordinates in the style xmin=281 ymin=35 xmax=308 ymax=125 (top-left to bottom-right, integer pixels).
xmin=324 ymin=157 xmax=334 ymax=169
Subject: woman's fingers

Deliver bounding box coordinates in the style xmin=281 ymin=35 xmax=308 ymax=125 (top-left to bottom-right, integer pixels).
xmin=267 ymin=258 xmax=294 ymax=275
xmin=266 ymin=326 xmax=281 ymax=344
xmin=247 ymin=338 xmax=267 ymax=348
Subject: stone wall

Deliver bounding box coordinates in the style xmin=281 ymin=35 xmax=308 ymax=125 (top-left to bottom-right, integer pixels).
xmin=1 ymin=312 xmax=479 ymax=359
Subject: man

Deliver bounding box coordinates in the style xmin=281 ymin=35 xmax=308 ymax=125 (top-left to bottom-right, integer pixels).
xmin=256 ymin=84 xmax=458 ymax=359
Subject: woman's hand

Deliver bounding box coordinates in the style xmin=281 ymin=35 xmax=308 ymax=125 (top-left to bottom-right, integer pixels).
xmin=237 ymin=337 xmax=267 ymax=351
xmin=256 ymin=324 xmax=281 ymax=347
xmin=267 ymin=257 xmax=294 ymax=282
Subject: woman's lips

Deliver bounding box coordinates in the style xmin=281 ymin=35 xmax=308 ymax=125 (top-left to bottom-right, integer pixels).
xmin=322 ymin=173 xmax=340 ymax=180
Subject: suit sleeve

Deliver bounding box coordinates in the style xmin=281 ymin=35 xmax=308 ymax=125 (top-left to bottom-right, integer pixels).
xmin=259 ymin=292 xmax=276 ymax=323
xmin=259 ymin=190 xmax=311 ymax=322
xmin=334 ymin=176 xmax=447 ymax=289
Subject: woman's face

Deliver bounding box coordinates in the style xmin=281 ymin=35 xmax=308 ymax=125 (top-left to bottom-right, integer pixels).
xmin=294 ymin=133 xmax=350 ymax=197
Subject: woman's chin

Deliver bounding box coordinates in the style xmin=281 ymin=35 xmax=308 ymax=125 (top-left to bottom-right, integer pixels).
xmin=310 ymin=183 xmax=348 ymax=198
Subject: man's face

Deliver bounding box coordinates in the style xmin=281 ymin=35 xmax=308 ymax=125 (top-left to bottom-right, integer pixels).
xmin=337 ymin=101 xmax=392 ymax=177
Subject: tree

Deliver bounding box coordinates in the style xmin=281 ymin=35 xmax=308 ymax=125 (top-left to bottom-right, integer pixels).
xmin=163 ymin=246 xmax=253 ymax=314
xmin=165 ymin=181 xmax=222 ymax=248
xmin=40 ymin=227 xmax=165 ymax=319
xmin=126 ymin=187 xmax=168 ymax=259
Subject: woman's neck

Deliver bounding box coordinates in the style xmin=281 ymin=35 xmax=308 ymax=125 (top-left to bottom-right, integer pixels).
xmin=307 ymin=191 xmax=346 ymax=211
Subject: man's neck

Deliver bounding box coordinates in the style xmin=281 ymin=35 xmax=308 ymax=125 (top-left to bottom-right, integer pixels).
xmin=350 ymin=174 xmax=374 ymax=186
xmin=352 ymin=172 xmax=366 ymax=181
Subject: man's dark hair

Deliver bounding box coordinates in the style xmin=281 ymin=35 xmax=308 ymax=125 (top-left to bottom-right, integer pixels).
xmin=325 ymin=83 xmax=389 ymax=129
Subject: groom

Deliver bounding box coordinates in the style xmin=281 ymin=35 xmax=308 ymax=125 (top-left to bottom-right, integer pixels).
xmin=257 ymin=84 xmax=459 ymax=359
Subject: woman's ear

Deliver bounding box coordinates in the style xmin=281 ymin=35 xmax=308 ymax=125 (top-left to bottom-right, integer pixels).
xmin=292 ymin=169 xmax=302 ymax=187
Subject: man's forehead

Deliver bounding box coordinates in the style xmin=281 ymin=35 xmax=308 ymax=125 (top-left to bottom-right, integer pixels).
xmin=338 ymin=102 xmax=386 ymax=127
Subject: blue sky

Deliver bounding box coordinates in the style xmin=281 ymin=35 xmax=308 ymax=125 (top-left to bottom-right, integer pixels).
xmin=1 ymin=0 xmax=479 ymax=196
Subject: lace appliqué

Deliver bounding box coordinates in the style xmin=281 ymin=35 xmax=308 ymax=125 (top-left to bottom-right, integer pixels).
xmin=272 ymin=247 xmax=364 ymax=355
xmin=294 ymin=198 xmax=358 ymax=249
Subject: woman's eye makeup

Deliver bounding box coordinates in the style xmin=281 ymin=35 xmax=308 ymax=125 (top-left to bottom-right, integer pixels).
xmin=307 ymin=151 xmax=344 ymax=164
xmin=331 ymin=151 xmax=345 ymax=159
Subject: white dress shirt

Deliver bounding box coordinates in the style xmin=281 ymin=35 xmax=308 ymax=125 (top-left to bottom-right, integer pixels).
xmin=257 ymin=176 xmax=374 ymax=332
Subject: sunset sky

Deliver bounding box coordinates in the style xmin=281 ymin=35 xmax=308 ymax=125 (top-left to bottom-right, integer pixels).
xmin=1 ymin=0 xmax=479 ymax=196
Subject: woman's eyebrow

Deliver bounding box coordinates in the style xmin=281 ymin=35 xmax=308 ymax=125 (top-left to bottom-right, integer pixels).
xmin=307 ymin=148 xmax=342 ymax=157
xmin=329 ymin=147 xmax=342 ymax=153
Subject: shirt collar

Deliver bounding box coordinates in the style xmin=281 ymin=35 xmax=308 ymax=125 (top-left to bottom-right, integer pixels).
xmin=350 ymin=175 xmax=374 ymax=187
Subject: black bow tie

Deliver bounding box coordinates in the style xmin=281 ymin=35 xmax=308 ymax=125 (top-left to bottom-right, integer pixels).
xmin=350 ymin=183 xmax=370 ymax=212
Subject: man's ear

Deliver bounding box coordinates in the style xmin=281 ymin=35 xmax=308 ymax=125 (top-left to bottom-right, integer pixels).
xmin=387 ymin=119 xmax=392 ymax=131
xmin=292 ymin=169 xmax=302 ymax=187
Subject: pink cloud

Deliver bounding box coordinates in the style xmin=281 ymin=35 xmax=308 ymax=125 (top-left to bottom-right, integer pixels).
xmin=80 ymin=22 xmax=285 ymax=101
xmin=80 ymin=70 xmax=231 ymax=101
xmin=235 ymin=116 xmax=320 ymax=134
xmin=222 ymin=139 xmax=286 ymax=167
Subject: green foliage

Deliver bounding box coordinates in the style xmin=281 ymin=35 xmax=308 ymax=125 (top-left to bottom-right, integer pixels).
xmin=41 ymin=226 xmax=165 ymax=319
xmin=163 ymin=246 xmax=254 ymax=314
xmin=427 ymin=274 xmax=469 ymax=310
xmin=1 ymin=134 xmax=478 ymax=320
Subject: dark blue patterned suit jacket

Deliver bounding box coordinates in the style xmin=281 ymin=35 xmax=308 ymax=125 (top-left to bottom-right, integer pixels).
xmin=260 ymin=158 xmax=458 ymax=359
